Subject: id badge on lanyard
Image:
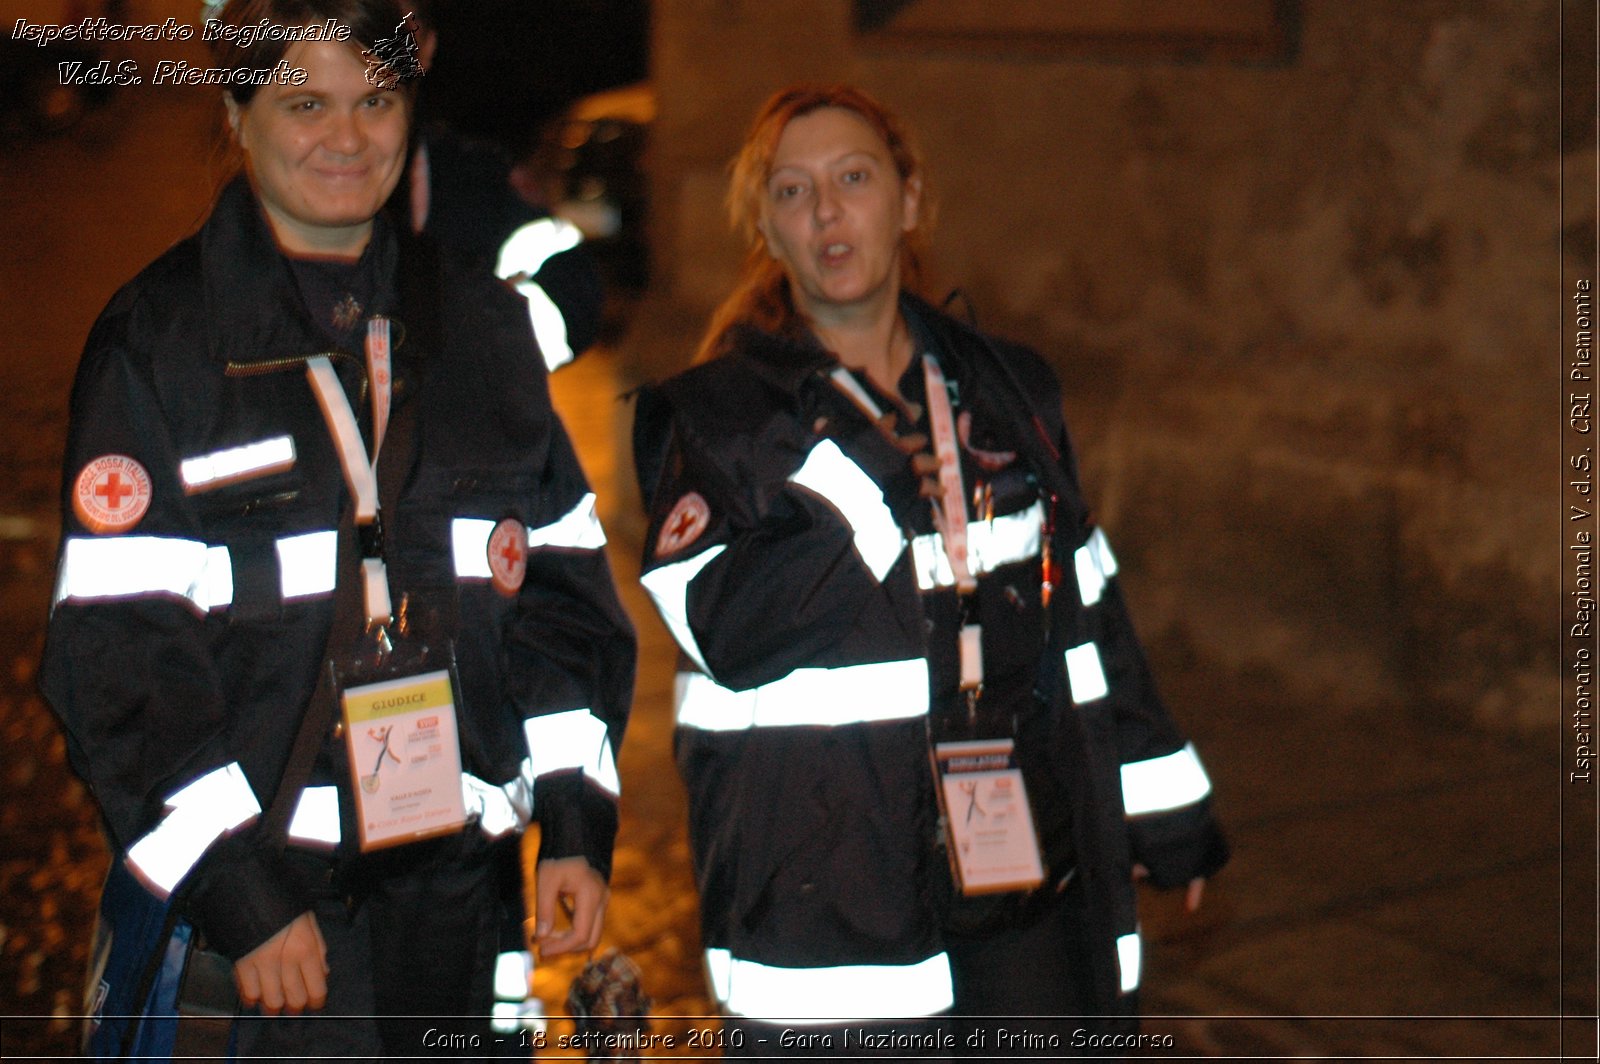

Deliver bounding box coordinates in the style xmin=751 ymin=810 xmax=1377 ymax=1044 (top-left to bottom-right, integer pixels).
xmin=932 ymin=738 xmax=1045 ymax=895
xmin=306 ymin=319 xmax=467 ymax=851
xmin=920 ymin=353 xmax=1046 ymax=895
xmin=338 ymin=661 xmax=466 ymax=851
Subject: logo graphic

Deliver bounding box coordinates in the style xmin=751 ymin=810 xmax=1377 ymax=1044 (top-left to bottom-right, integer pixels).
xmin=73 ymin=455 xmax=152 ymax=533
xmin=362 ymin=14 xmax=424 ymax=90
xmin=361 ymin=725 xmax=400 ymax=793
xmin=331 ymin=293 xmax=363 ymax=332
xmin=656 ymin=492 xmax=710 ymax=556
xmin=487 ymin=518 xmax=527 ymax=597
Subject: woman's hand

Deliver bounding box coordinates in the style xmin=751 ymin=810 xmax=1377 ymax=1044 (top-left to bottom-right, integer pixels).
xmin=233 ymin=911 xmax=329 ymax=1015
xmin=814 ymin=409 xmax=940 ymax=501
xmin=877 ymin=413 xmax=941 ymax=499
xmin=534 ymin=856 xmax=609 ymax=957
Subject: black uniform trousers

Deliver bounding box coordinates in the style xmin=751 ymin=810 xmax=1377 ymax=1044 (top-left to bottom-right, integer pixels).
xmin=945 ymin=876 xmax=1132 ymax=1059
xmin=231 ymin=833 xmax=500 ymax=1062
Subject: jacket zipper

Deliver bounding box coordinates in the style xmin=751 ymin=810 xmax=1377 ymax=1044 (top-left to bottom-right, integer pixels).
xmin=225 ymin=351 xmax=368 ymax=401
xmin=224 ymin=351 xmax=361 ymax=376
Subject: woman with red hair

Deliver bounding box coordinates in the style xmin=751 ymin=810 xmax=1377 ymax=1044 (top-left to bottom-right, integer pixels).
xmin=636 ymin=84 xmax=1226 ymax=1054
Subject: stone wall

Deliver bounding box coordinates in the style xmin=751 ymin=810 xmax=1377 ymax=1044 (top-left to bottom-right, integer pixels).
xmin=638 ymin=0 xmax=1568 ymax=731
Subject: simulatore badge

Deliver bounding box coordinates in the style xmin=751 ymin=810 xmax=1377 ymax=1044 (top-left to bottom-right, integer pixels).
xmin=73 ymin=455 xmax=152 ymax=534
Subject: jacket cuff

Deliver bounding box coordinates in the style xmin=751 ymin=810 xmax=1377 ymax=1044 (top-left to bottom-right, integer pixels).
xmin=533 ymin=771 xmax=618 ymax=882
xmin=182 ymin=832 xmax=312 ymax=959
xmin=1128 ymin=801 xmax=1231 ymax=890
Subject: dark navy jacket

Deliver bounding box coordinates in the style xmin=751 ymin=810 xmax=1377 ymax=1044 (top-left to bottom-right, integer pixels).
xmin=635 ymin=295 xmax=1226 ymax=1020
xmin=42 ymin=178 xmax=634 ymax=958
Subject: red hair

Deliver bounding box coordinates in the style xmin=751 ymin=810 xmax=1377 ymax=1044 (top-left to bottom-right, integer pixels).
xmin=694 ymin=84 xmax=934 ymax=363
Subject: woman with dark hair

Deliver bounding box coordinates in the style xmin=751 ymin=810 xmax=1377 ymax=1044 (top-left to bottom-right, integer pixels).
xmin=42 ymin=1 xmax=634 ymax=1056
xmin=635 ymin=84 xmax=1227 ymax=1053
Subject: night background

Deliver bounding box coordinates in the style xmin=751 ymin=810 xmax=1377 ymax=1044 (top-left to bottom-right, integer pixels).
xmin=1 ymin=1 xmax=1593 ymax=1059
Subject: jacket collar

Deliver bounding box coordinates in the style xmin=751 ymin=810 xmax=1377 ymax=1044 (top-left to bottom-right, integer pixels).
xmin=900 ymin=291 xmax=986 ymax=366
xmin=200 ymin=176 xmax=401 ymax=367
xmin=727 ymin=291 xmax=976 ymax=398
xmin=726 ymin=321 xmax=835 ymax=400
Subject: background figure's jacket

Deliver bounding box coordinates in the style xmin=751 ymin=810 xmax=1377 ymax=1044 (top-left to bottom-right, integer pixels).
xmin=41 ymin=179 xmax=635 ymax=959
xmin=635 ymin=295 xmax=1227 ymax=1023
xmin=406 ymin=126 xmax=605 ymax=373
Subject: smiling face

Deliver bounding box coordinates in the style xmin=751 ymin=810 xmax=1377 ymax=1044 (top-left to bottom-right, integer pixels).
xmin=757 ymin=106 xmax=922 ymax=329
xmin=226 ymin=38 xmax=410 ymax=257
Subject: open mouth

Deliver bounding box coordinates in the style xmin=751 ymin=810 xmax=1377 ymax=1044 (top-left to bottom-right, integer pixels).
xmin=819 ymin=242 xmax=852 ymax=267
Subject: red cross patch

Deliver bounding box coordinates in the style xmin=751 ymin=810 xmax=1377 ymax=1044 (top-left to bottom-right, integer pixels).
xmin=73 ymin=455 xmax=152 ymax=534
xmin=487 ymin=518 xmax=527 ymax=597
xmin=656 ymin=492 xmax=710 ymax=557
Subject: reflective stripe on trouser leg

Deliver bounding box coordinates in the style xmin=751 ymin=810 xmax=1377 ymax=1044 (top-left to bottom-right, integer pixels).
xmin=1117 ymin=931 xmax=1141 ymax=994
xmin=703 ymin=948 xmax=954 ymax=1023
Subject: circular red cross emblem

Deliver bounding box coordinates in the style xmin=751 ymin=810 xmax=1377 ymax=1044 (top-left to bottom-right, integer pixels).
xmin=487 ymin=518 xmax=527 ymax=597
xmin=73 ymin=455 xmax=152 ymax=534
xmin=656 ymin=492 xmax=710 ymax=557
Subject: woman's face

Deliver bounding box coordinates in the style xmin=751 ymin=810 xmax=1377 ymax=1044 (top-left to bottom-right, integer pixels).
xmin=757 ymin=106 xmax=921 ymax=326
xmin=226 ymin=39 xmax=409 ymax=257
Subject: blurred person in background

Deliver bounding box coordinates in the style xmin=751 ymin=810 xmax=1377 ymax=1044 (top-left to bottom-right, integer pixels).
xmin=41 ymin=0 xmax=634 ymax=1056
xmin=397 ymin=3 xmax=614 ymax=1036
xmin=634 ymin=84 xmax=1227 ymax=1056
xmin=399 ymin=0 xmax=605 ymax=375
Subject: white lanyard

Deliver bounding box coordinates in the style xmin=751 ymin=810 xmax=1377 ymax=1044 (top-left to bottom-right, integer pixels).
xmin=828 ymin=366 xmax=886 ymax=420
xmin=305 ymin=318 xmax=395 ymax=627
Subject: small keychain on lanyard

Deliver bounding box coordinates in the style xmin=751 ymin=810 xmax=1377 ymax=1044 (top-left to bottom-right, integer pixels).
xmin=921 ymin=354 xmax=984 ymax=723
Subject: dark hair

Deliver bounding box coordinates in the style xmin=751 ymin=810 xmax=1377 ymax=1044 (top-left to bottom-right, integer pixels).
xmin=207 ymin=0 xmax=413 ymax=105
xmin=695 ymin=84 xmax=935 ymax=363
